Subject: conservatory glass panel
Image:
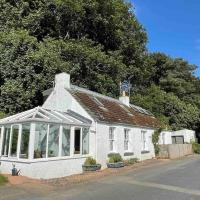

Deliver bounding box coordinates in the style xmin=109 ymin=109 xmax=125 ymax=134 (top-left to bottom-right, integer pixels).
xmin=10 ymin=125 xmax=19 ymax=157
xmin=2 ymin=126 xmax=11 ymax=156
xmin=19 ymin=124 xmax=30 ymax=159
xmin=48 ymin=124 xmax=59 ymax=157
xmin=62 ymin=126 xmax=70 ymax=156
xmin=82 ymin=128 xmax=89 ymax=155
xmin=34 ymin=123 xmax=48 ymax=159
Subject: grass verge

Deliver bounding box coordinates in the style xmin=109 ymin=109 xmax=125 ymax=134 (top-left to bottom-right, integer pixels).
xmin=0 ymin=174 xmax=8 ymax=186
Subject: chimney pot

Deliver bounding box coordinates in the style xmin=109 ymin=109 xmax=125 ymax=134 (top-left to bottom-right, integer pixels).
xmin=119 ymin=96 xmax=130 ymax=107
xmin=55 ymin=72 xmax=70 ymax=89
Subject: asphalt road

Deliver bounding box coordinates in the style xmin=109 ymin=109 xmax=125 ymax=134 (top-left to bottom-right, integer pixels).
xmin=1 ymin=155 xmax=200 ymax=200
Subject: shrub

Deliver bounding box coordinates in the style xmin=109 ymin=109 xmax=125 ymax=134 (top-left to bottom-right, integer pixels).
xmin=84 ymin=157 xmax=97 ymax=165
xmin=192 ymin=142 xmax=200 ymax=154
xmin=152 ymin=129 xmax=162 ymax=156
xmin=124 ymin=158 xmax=139 ymax=166
xmin=108 ymin=153 xmax=123 ymax=163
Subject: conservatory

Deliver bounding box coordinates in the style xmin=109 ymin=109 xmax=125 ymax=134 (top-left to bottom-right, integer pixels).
xmin=0 ymin=107 xmax=92 ymax=179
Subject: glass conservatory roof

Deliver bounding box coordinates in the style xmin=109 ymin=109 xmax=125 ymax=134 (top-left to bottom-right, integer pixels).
xmin=0 ymin=107 xmax=92 ymax=126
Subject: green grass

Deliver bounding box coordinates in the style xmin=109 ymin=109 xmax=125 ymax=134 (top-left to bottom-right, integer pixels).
xmin=0 ymin=174 xmax=8 ymax=186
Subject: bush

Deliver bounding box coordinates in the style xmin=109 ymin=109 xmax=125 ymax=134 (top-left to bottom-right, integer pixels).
xmin=124 ymin=158 xmax=139 ymax=166
xmin=84 ymin=157 xmax=97 ymax=165
xmin=192 ymin=142 xmax=200 ymax=154
xmin=109 ymin=153 xmax=123 ymax=163
xmin=152 ymin=129 xmax=162 ymax=156
xmin=0 ymin=174 xmax=8 ymax=186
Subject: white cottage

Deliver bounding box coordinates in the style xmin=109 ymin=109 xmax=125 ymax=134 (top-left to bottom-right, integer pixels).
xmin=0 ymin=73 xmax=160 ymax=179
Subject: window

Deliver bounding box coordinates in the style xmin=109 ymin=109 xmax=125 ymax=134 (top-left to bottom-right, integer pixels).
xmin=74 ymin=128 xmax=81 ymax=154
xmin=2 ymin=126 xmax=11 ymax=156
xmin=109 ymin=127 xmax=115 ymax=152
xmin=20 ymin=124 xmax=30 ymax=159
xmin=172 ymin=136 xmax=184 ymax=144
xmin=141 ymin=131 xmax=148 ymax=151
xmin=10 ymin=125 xmax=19 ymax=157
xmin=62 ymin=126 xmax=70 ymax=156
xmin=48 ymin=124 xmax=60 ymax=157
xmin=82 ymin=128 xmax=89 ymax=155
xmin=124 ymin=129 xmax=130 ymax=151
xmin=34 ymin=123 xmax=48 ymax=159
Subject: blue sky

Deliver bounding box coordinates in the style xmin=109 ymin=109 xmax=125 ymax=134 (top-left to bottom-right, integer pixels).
xmin=131 ymin=0 xmax=200 ymax=76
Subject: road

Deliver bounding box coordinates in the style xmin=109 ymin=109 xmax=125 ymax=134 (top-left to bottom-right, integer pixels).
xmin=1 ymin=155 xmax=200 ymax=200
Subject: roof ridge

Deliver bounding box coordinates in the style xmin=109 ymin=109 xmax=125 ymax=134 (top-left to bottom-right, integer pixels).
xmin=70 ymin=85 xmax=153 ymax=115
xmin=70 ymin=84 xmax=123 ymax=104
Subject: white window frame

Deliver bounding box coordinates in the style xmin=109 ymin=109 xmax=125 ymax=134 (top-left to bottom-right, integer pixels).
xmin=109 ymin=127 xmax=116 ymax=152
xmin=74 ymin=127 xmax=82 ymax=155
xmin=1 ymin=125 xmax=11 ymax=157
xmin=141 ymin=130 xmax=148 ymax=151
xmin=124 ymin=129 xmax=130 ymax=152
xmin=9 ymin=124 xmax=21 ymax=158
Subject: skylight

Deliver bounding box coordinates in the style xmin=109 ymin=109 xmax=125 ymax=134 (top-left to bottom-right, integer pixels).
xmin=119 ymin=104 xmax=133 ymax=116
xmin=92 ymin=96 xmax=104 ymax=107
xmin=130 ymin=105 xmax=153 ymax=116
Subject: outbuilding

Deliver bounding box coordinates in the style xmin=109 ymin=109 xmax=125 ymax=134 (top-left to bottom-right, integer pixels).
xmin=159 ymin=129 xmax=196 ymax=145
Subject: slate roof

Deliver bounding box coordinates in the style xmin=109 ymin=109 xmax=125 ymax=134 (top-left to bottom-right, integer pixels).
xmin=69 ymin=86 xmax=160 ymax=128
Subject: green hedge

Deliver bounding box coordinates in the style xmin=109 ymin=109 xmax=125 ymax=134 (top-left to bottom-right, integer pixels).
xmin=192 ymin=142 xmax=200 ymax=154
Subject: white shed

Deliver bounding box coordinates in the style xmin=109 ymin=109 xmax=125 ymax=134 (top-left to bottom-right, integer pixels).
xmin=159 ymin=129 xmax=196 ymax=145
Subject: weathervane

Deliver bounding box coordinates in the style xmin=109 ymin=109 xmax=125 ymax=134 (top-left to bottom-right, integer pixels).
xmin=120 ymin=75 xmax=133 ymax=97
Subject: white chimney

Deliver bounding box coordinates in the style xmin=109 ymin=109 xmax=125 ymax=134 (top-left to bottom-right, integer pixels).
xmin=55 ymin=72 xmax=70 ymax=89
xmin=119 ymin=91 xmax=130 ymax=107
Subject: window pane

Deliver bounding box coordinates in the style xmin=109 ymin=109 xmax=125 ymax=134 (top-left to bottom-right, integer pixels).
xmin=109 ymin=127 xmax=115 ymax=152
xmin=109 ymin=128 xmax=114 ymax=139
xmin=10 ymin=125 xmax=19 ymax=157
xmin=2 ymin=126 xmax=11 ymax=156
xmin=34 ymin=123 xmax=48 ymax=159
xmin=74 ymin=128 xmax=81 ymax=154
xmin=48 ymin=124 xmax=59 ymax=157
xmin=109 ymin=141 xmax=114 ymax=151
xmin=141 ymin=131 xmax=148 ymax=151
xmin=62 ymin=126 xmax=70 ymax=156
xmin=82 ymin=128 xmax=89 ymax=155
xmin=20 ymin=124 xmax=30 ymax=159
xmin=124 ymin=129 xmax=129 ymax=151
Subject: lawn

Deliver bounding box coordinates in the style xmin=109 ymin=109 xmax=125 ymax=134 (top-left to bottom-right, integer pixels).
xmin=0 ymin=174 xmax=8 ymax=186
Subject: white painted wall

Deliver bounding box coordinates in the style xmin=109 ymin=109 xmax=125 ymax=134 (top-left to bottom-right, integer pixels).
xmin=159 ymin=131 xmax=172 ymax=145
xmin=172 ymin=129 xmax=196 ymax=143
xmin=0 ymin=157 xmax=87 ymax=179
xmin=96 ymin=123 xmax=155 ymax=168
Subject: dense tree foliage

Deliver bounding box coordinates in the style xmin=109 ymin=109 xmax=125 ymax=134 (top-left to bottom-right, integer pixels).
xmin=0 ymin=0 xmax=200 ymax=133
